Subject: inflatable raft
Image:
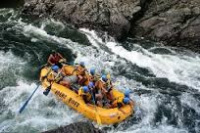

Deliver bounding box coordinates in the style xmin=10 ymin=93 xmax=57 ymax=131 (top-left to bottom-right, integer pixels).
xmin=40 ymin=66 xmax=134 ymax=125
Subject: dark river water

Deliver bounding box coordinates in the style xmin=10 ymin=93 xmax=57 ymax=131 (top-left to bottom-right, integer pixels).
xmin=0 ymin=8 xmax=200 ymax=133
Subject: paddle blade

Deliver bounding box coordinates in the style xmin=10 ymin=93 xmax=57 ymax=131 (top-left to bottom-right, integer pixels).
xmin=43 ymin=87 xmax=51 ymax=96
xmin=19 ymin=101 xmax=29 ymax=113
xmin=18 ymin=85 xmax=40 ymax=113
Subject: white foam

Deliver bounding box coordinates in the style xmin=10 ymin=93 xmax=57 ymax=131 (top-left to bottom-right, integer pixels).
xmin=106 ymin=42 xmax=200 ymax=90
xmin=80 ymin=28 xmax=102 ymax=48
xmin=180 ymin=93 xmax=200 ymax=114
xmin=4 ymin=16 xmax=198 ymax=133
xmin=0 ymin=51 xmax=26 ymax=82
xmin=11 ymin=19 xmax=118 ymax=77
xmin=80 ymin=29 xmax=198 ymax=133
xmin=105 ymin=94 xmax=188 ymax=133
xmin=0 ymin=81 xmax=82 ymax=132
xmin=80 ymin=29 xmax=200 ymax=91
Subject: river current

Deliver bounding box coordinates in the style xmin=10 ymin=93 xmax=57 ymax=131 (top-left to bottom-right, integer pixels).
xmin=0 ymin=8 xmax=200 ymax=133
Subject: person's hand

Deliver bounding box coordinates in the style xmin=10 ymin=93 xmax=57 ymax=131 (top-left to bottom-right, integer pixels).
xmin=102 ymin=88 xmax=108 ymax=93
xmin=41 ymin=76 xmax=47 ymax=81
xmin=59 ymin=59 xmax=66 ymax=63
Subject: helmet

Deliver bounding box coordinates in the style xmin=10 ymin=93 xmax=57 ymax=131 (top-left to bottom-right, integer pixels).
xmin=123 ymin=97 xmax=130 ymax=104
xmin=88 ymin=82 xmax=94 ymax=88
xmin=124 ymin=89 xmax=130 ymax=97
xmin=80 ymin=62 xmax=85 ymax=67
xmin=101 ymin=75 xmax=108 ymax=82
xmin=52 ymin=65 xmax=59 ymax=72
xmin=83 ymin=86 xmax=89 ymax=93
xmin=90 ymin=68 xmax=95 ymax=75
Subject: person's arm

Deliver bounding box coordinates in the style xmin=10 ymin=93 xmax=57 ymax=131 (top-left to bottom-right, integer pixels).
xmin=130 ymin=100 xmax=135 ymax=107
xmin=102 ymin=82 xmax=108 ymax=93
xmin=61 ymin=67 xmax=66 ymax=76
xmin=102 ymin=87 xmax=108 ymax=93
xmin=57 ymin=53 xmax=67 ymax=63
xmin=47 ymin=72 xmax=55 ymax=82
xmin=40 ymin=67 xmax=52 ymax=81
xmin=57 ymin=53 xmax=64 ymax=59
xmin=47 ymin=54 xmax=54 ymax=65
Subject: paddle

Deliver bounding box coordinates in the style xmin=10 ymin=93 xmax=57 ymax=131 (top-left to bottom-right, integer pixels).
xmin=90 ymin=89 xmax=101 ymax=125
xmin=18 ymin=65 xmax=52 ymax=113
xmin=43 ymin=69 xmax=62 ymax=96
xmin=18 ymin=83 xmax=40 ymax=113
xmin=43 ymin=81 xmax=54 ymax=96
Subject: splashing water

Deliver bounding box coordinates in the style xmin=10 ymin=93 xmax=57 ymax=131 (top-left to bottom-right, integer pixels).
xmin=0 ymin=8 xmax=200 ymax=133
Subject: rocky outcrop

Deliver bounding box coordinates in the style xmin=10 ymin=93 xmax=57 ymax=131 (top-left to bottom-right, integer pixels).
xmin=22 ymin=0 xmax=200 ymax=51
xmin=43 ymin=122 xmax=103 ymax=133
xmin=131 ymin=0 xmax=200 ymax=51
xmin=22 ymin=0 xmax=144 ymax=40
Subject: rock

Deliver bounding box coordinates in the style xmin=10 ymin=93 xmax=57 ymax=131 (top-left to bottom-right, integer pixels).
xmin=131 ymin=0 xmax=200 ymax=52
xmin=42 ymin=122 xmax=103 ymax=133
xmin=22 ymin=0 xmax=143 ymax=40
xmin=21 ymin=0 xmax=200 ymax=52
xmin=192 ymin=7 xmax=200 ymax=15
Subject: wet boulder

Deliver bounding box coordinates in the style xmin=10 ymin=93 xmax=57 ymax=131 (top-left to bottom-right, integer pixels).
xmin=22 ymin=0 xmax=143 ymax=40
xmin=43 ymin=122 xmax=103 ymax=133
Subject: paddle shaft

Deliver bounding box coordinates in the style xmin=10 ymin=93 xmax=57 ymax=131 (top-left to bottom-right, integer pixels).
xmin=19 ymin=84 xmax=40 ymax=113
xmin=19 ymin=67 xmax=52 ymax=113
xmin=90 ymin=89 xmax=101 ymax=125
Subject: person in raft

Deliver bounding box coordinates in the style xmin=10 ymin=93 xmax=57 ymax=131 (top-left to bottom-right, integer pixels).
xmin=49 ymin=65 xmax=78 ymax=89
xmin=87 ymin=81 xmax=104 ymax=106
xmin=95 ymin=75 xmax=114 ymax=101
xmin=47 ymin=50 xmax=67 ymax=67
xmin=74 ymin=62 xmax=88 ymax=85
xmin=47 ymin=65 xmax=71 ymax=88
xmin=78 ymin=86 xmax=92 ymax=104
xmin=88 ymin=68 xmax=100 ymax=83
xmin=94 ymin=75 xmax=112 ymax=107
xmin=105 ymin=74 xmax=114 ymax=100
xmin=111 ymin=89 xmax=133 ymax=109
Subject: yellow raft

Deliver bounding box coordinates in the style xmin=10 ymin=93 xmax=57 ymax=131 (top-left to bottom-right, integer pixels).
xmin=40 ymin=66 xmax=134 ymax=125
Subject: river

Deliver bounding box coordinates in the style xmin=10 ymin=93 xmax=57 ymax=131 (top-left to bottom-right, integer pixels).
xmin=0 ymin=8 xmax=200 ymax=133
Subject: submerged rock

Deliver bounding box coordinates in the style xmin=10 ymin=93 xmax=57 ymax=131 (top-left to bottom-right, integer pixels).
xmin=43 ymin=122 xmax=103 ymax=133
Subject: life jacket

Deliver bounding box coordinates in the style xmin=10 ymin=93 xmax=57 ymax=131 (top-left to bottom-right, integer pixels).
xmin=48 ymin=70 xmax=63 ymax=83
xmin=49 ymin=53 xmax=62 ymax=64
xmin=78 ymin=88 xmax=91 ymax=102
xmin=88 ymin=73 xmax=100 ymax=83
xmin=75 ymin=65 xmax=86 ymax=76
xmin=63 ymin=65 xmax=77 ymax=76
xmin=106 ymin=80 xmax=113 ymax=91
xmin=95 ymin=79 xmax=107 ymax=93
xmin=112 ymin=96 xmax=125 ymax=108
xmin=95 ymin=79 xmax=104 ymax=90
